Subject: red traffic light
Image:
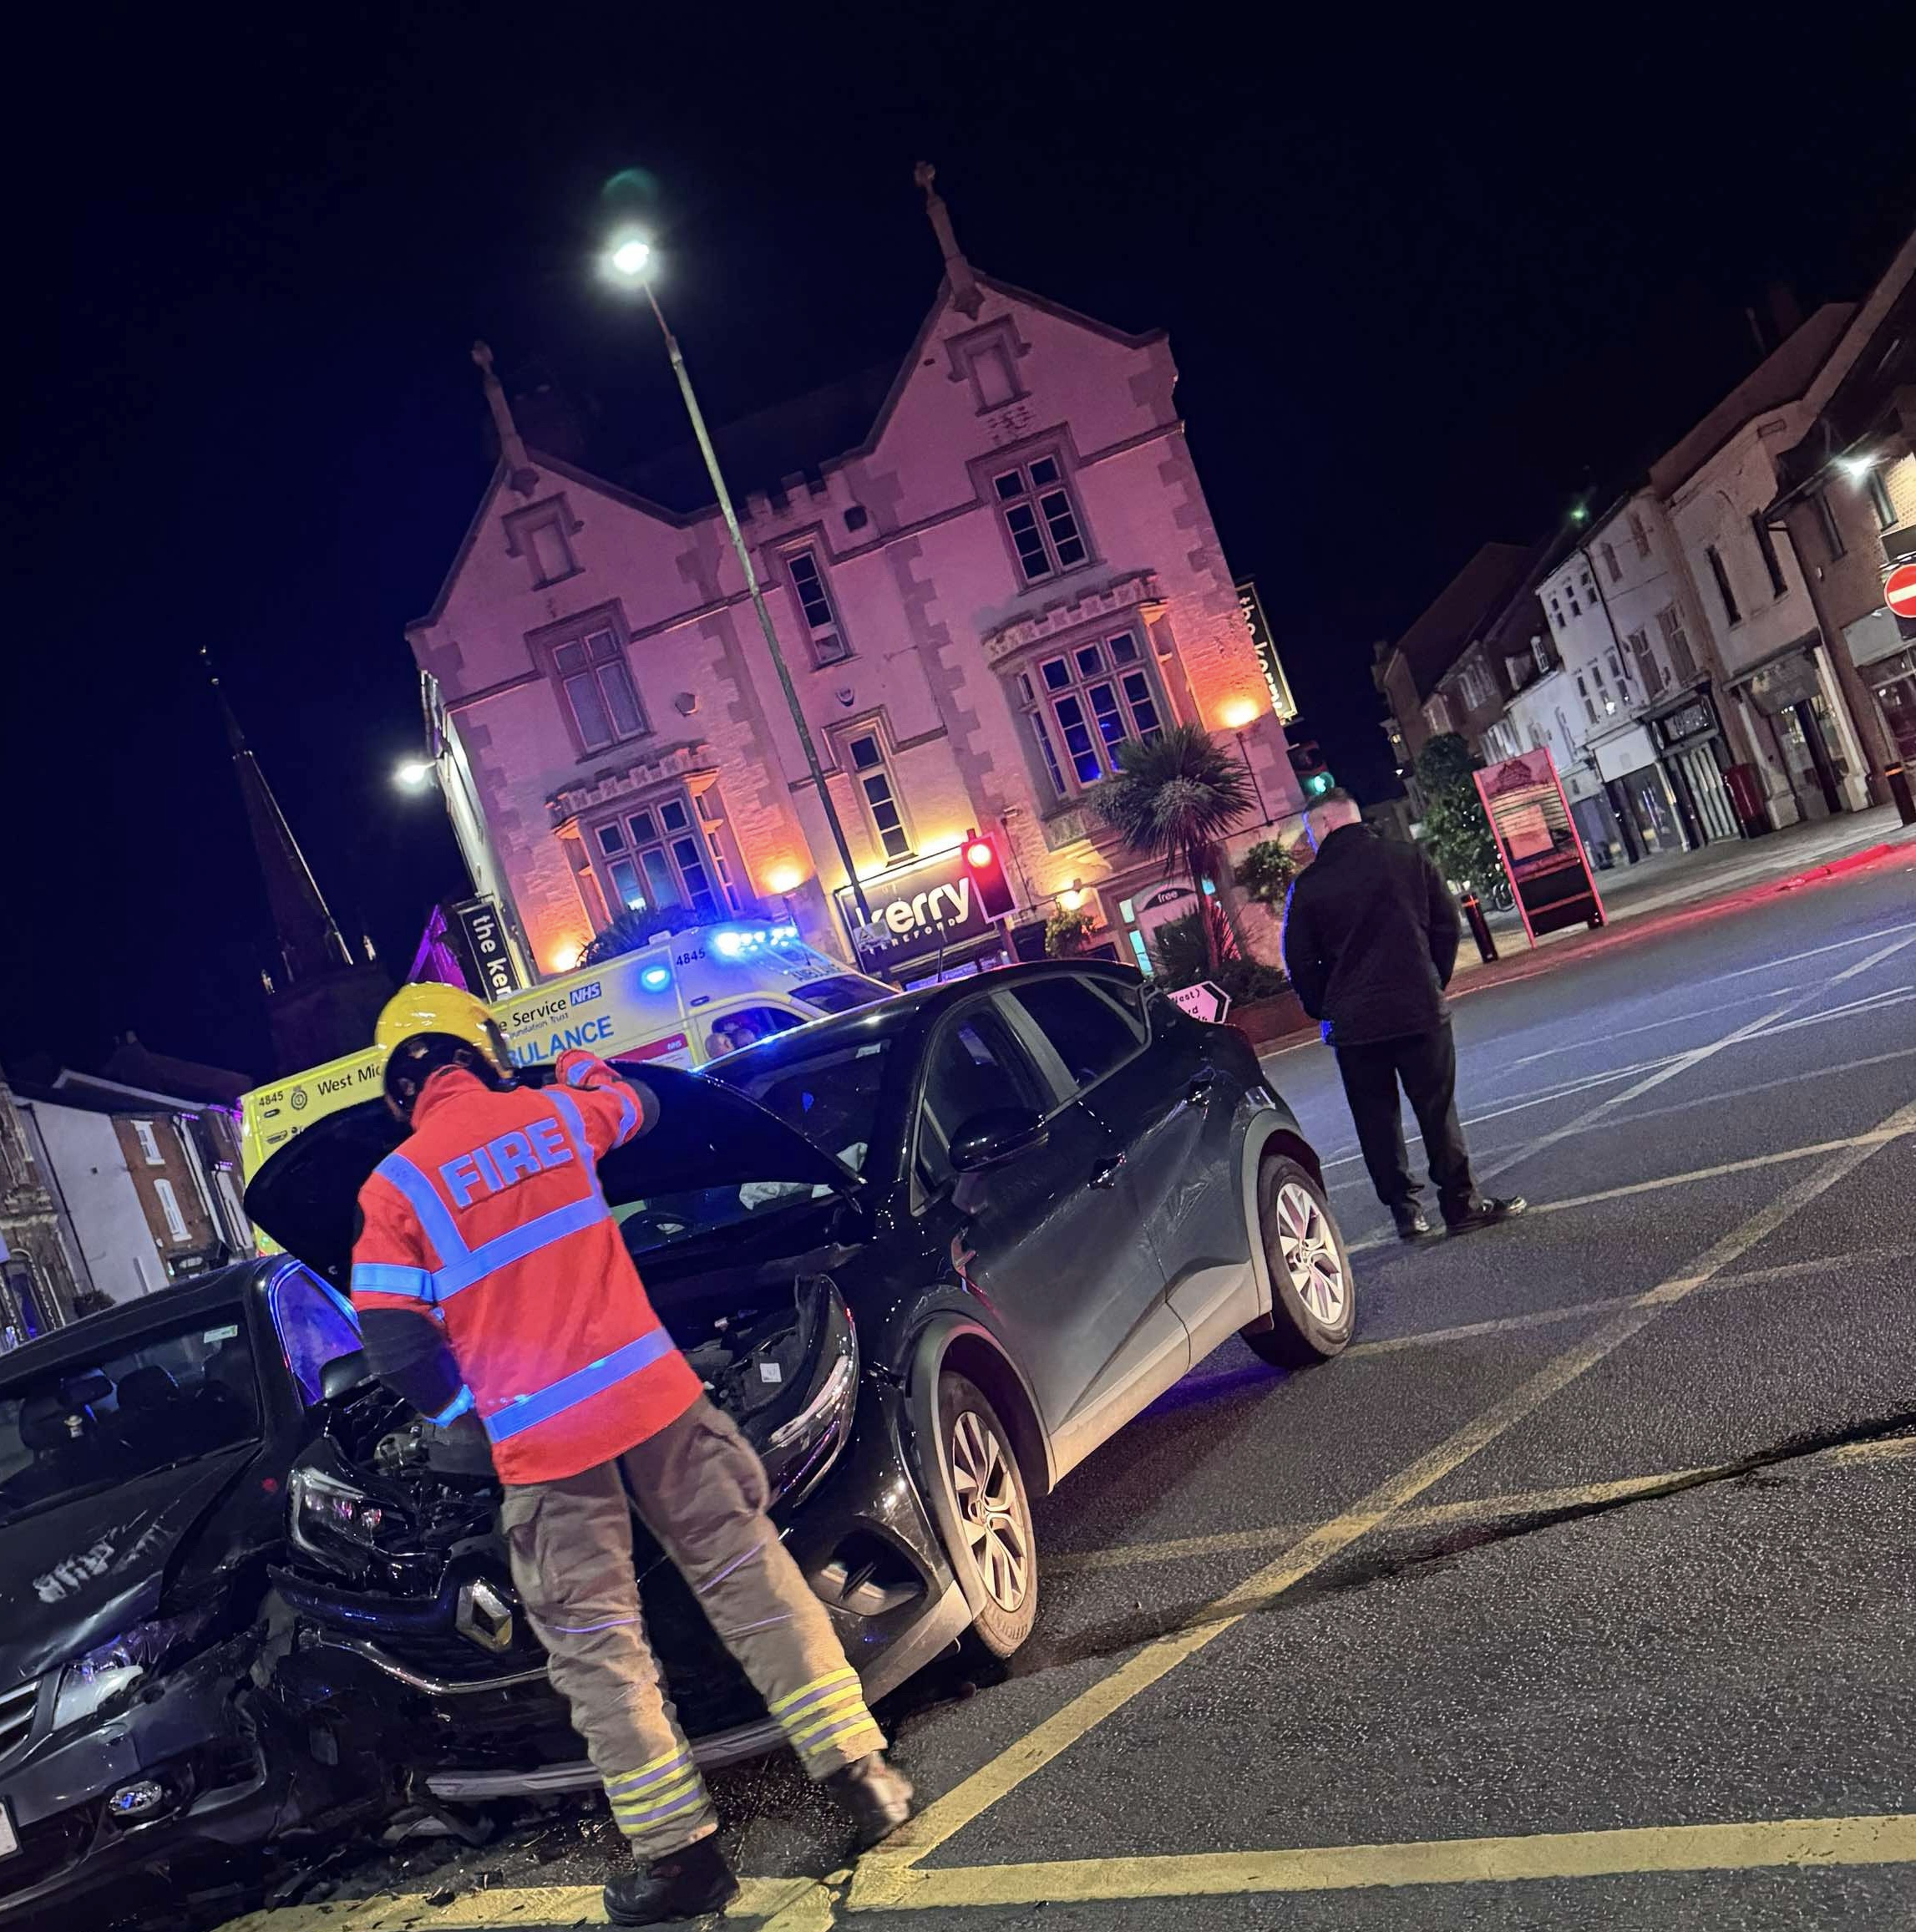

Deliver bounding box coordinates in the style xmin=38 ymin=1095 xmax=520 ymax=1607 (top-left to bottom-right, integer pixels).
xmin=958 ymin=834 xmax=1015 ymax=917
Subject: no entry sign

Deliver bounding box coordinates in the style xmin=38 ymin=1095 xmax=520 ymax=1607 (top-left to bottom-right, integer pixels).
xmin=1885 ymin=561 xmax=1916 ymax=619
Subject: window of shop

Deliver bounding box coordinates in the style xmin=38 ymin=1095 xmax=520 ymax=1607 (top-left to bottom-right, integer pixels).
xmin=1016 ymin=631 xmax=1163 ymax=796
xmin=1625 ymin=629 xmax=1665 ymax=697
xmin=1705 ymin=545 xmax=1741 ymax=626
xmin=503 ymin=497 xmax=584 ymax=590
xmin=1657 ymin=606 xmax=1698 ymax=683
xmin=992 ymin=456 xmax=1089 ymax=584
xmin=154 ymin=1179 xmax=190 ymax=1245
xmin=1866 ymin=467 xmax=1897 ymax=530
xmin=1576 ymin=676 xmax=1598 ymax=725
xmin=1629 ymin=512 xmax=1651 ymax=560
xmin=1600 ymin=541 xmax=1621 ymax=582
xmin=548 ymin=623 xmax=647 ymax=753
xmin=1812 ymin=488 xmax=1846 ymax=561
xmin=591 ymin=797 xmax=728 ymax=921
xmin=1751 ymin=516 xmax=1787 ymax=599
xmin=1455 ymin=659 xmax=1493 ymax=710
xmin=783 ymin=548 xmax=851 ymax=665
xmin=840 ymin=729 xmax=912 ymax=862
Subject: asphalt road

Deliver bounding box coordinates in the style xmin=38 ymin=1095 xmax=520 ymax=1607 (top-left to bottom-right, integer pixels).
xmin=229 ymin=855 xmax=1916 ymax=1932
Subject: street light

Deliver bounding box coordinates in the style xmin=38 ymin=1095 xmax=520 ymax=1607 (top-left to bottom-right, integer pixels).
xmin=393 ymin=758 xmax=433 ymax=790
xmin=1219 ymin=699 xmax=1270 ymax=827
xmin=602 ymin=234 xmax=870 ymax=922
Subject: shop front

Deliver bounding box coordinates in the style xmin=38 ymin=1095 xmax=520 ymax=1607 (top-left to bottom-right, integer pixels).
xmin=1594 ymin=723 xmax=1691 ymax=857
xmin=1843 ymin=609 xmax=1916 ymax=766
xmin=1734 ymin=641 xmax=1853 ymax=822
xmin=835 ymin=844 xmax=1011 ymax=989
xmin=1647 ymin=689 xmax=1742 ymax=845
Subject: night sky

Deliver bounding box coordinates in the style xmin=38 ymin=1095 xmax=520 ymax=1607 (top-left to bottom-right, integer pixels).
xmin=5 ymin=5 xmax=1911 ymax=1078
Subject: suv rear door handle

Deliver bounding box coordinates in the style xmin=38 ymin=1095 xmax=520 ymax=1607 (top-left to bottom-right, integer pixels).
xmin=1186 ymin=1067 xmax=1217 ymax=1105
xmin=1088 ymin=1153 xmax=1127 ymax=1189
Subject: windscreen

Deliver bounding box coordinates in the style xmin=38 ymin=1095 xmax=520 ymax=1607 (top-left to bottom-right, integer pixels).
xmin=788 ymin=973 xmax=895 ymax=1017
xmin=0 ymin=1317 xmax=261 ymax=1525
xmin=611 ymin=1039 xmax=892 ymax=1255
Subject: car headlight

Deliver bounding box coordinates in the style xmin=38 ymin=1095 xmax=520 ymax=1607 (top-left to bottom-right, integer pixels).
xmin=53 ymin=1609 xmax=212 ymax=1731
xmin=290 ymin=1466 xmax=409 ymax=1559
xmin=758 ymin=1290 xmax=859 ymax=1504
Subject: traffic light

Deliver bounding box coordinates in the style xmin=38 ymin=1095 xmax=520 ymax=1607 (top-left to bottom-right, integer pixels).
xmin=961 ymin=832 xmax=1016 ymax=917
xmin=1288 ymin=736 xmax=1335 ymax=799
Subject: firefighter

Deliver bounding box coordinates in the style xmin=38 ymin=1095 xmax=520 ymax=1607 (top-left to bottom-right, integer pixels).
xmin=349 ymin=985 xmax=912 ymax=1926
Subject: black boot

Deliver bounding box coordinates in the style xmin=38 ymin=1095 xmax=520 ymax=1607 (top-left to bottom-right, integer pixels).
xmin=603 ymin=1833 xmax=738 ymax=1927
xmin=826 ymin=1752 xmax=915 ymax=1848
xmin=1391 ymin=1202 xmax=1432 ymax=1241
xmin=1445 ymin=1195 xmax=1527 ymax=1236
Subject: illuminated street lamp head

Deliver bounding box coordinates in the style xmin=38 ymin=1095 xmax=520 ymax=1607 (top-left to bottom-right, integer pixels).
xmin=1220 ymin=698 xmax=1260 ymax=729
xmin=393 ymin=759 xmax=433 ymax=790
xmin=1837 ymin=452 xmax=1876 ymax=482
xmin=606 ymin=236 xmax=654 ymax=281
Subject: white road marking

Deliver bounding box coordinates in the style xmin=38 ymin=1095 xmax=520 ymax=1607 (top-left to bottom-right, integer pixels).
xmin=1503 ymin=982 xmax=1815 ymax=1068
xmin=1473 ymin=930 xmax=1916 ymax=1189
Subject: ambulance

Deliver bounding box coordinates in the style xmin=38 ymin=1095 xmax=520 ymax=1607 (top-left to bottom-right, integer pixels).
xmin=237 ymin=919 xmax=895 ymax=1184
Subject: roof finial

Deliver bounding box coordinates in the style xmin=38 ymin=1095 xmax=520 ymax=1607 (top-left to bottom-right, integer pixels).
xmin=914 ymin=162 xmax=983 ymax=319
xmin=472 ymin=341 xmax=540 ymax=498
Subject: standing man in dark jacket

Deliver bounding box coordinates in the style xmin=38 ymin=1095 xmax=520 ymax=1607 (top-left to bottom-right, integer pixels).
xmin=1282 ymin=792 xmax=1525 ymax=1240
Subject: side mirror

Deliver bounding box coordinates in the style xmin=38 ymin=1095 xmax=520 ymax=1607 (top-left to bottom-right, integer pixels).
xmin=319 ymin=1351 xmax=373 ymax=1402
xmin=949 ymin=1107 xmax=1048 ymax=1175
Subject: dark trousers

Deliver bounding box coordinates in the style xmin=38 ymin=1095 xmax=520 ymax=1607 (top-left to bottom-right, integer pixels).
xmin=1334 ymin=1023 xmax=1475 ymax=1217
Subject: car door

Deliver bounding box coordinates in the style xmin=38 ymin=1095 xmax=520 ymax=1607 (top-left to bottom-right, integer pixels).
xmin=1011 ymin=972 xmax=1255 ymax=1367
xmin=915 ymin=990 xmax=1183 ymax=1478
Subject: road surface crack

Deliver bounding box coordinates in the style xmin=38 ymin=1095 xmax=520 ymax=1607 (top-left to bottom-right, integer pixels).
xmin=1014 ymin=1410 xmax=1916 ymax=1674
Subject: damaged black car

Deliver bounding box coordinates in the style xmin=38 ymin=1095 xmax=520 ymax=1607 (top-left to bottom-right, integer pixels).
xmin=245 ymin=961 xmax=1351 ymax=1813
xmin=0 ymin=1261 xmax=373 ymax=1924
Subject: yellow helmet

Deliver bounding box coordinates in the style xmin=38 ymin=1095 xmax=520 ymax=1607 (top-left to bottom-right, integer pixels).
xmin=374 ymin=983 xmax=514 ymax=1113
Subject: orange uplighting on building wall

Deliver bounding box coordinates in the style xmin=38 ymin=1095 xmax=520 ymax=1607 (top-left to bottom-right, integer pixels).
xmin=548 ymin=941 xmax=584 ymax=975
xmin=1219 ymin=697 xmax=1261 ymax=729
xmin=765 ymin=865 xmax=806 ymax=895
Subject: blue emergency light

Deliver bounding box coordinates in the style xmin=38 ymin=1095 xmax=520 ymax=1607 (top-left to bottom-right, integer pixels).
xmin=640 ymin=963 xmax=672 ymax=991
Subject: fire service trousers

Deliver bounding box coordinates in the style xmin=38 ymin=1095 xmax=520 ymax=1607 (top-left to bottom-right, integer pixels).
xmin=501 ymin=1395 xmax=885 ymax=1858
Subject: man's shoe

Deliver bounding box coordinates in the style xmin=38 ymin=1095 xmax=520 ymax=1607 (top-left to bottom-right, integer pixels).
xmin=1391 ymin=1204 xmax=1432 ymax=1241
xmin=826 ymin=1752 xmax=915 ymax=1849
xmin=1445 ymin=1196 xmax=1528 ymax=1235
xmin=603 ymin=1834 xmax=738 ymax=1927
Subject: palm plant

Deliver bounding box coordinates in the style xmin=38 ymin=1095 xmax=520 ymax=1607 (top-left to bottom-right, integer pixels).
xmin=578 ymin=904 xmax=707 ymax=968
xmin=1088 ymin=723 xmax=1258 ymax=975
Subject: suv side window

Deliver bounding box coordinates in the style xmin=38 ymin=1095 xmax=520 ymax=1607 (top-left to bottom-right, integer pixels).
xmin=1008 ymin=975 xmax=1144 ymax=1095
xmin=269 ymin=1267 xmax=362 ymax=1405
xmin=915 ymin=1005 xmax=1048 ymax=1191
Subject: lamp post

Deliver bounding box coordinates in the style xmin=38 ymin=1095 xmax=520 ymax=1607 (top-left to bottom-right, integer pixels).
xmin=1219 ymin=699 xmax=1270 ymax=826
xmin=604 ymin=237 xmax=869 ymax=923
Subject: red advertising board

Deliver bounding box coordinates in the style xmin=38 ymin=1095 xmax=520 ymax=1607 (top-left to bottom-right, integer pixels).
xmin=1472 ymin=748 xmax=1605 ymax=943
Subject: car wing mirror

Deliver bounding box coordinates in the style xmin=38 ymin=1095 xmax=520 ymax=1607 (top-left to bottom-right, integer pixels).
xmin=949 ymin=1107 xmax=1048 ymax=1175
xmin=319 ymin=1350 xmax=373 ymax=1402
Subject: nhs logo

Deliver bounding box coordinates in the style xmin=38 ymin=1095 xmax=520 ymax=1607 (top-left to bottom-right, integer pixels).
xmin=569 ymin=981 xmax=602 ymax=1007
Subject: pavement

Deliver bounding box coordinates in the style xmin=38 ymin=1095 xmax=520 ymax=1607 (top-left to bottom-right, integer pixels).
xmin=213 ymin=849 xmax=1916 ymax=1931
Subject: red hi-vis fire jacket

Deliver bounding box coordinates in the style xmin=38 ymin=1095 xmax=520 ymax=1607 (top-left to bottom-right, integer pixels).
xmin=349 ymin=1049 xmax=701 ymax=1485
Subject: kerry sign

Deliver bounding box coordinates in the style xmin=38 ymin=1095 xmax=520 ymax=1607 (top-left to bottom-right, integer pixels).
xmin=838 ymin=846 xmax=1001 ymax=978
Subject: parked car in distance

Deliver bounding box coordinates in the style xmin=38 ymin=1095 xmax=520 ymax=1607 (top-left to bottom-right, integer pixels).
xmin=246 ymin=961 xmax=1356 ymax=1808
